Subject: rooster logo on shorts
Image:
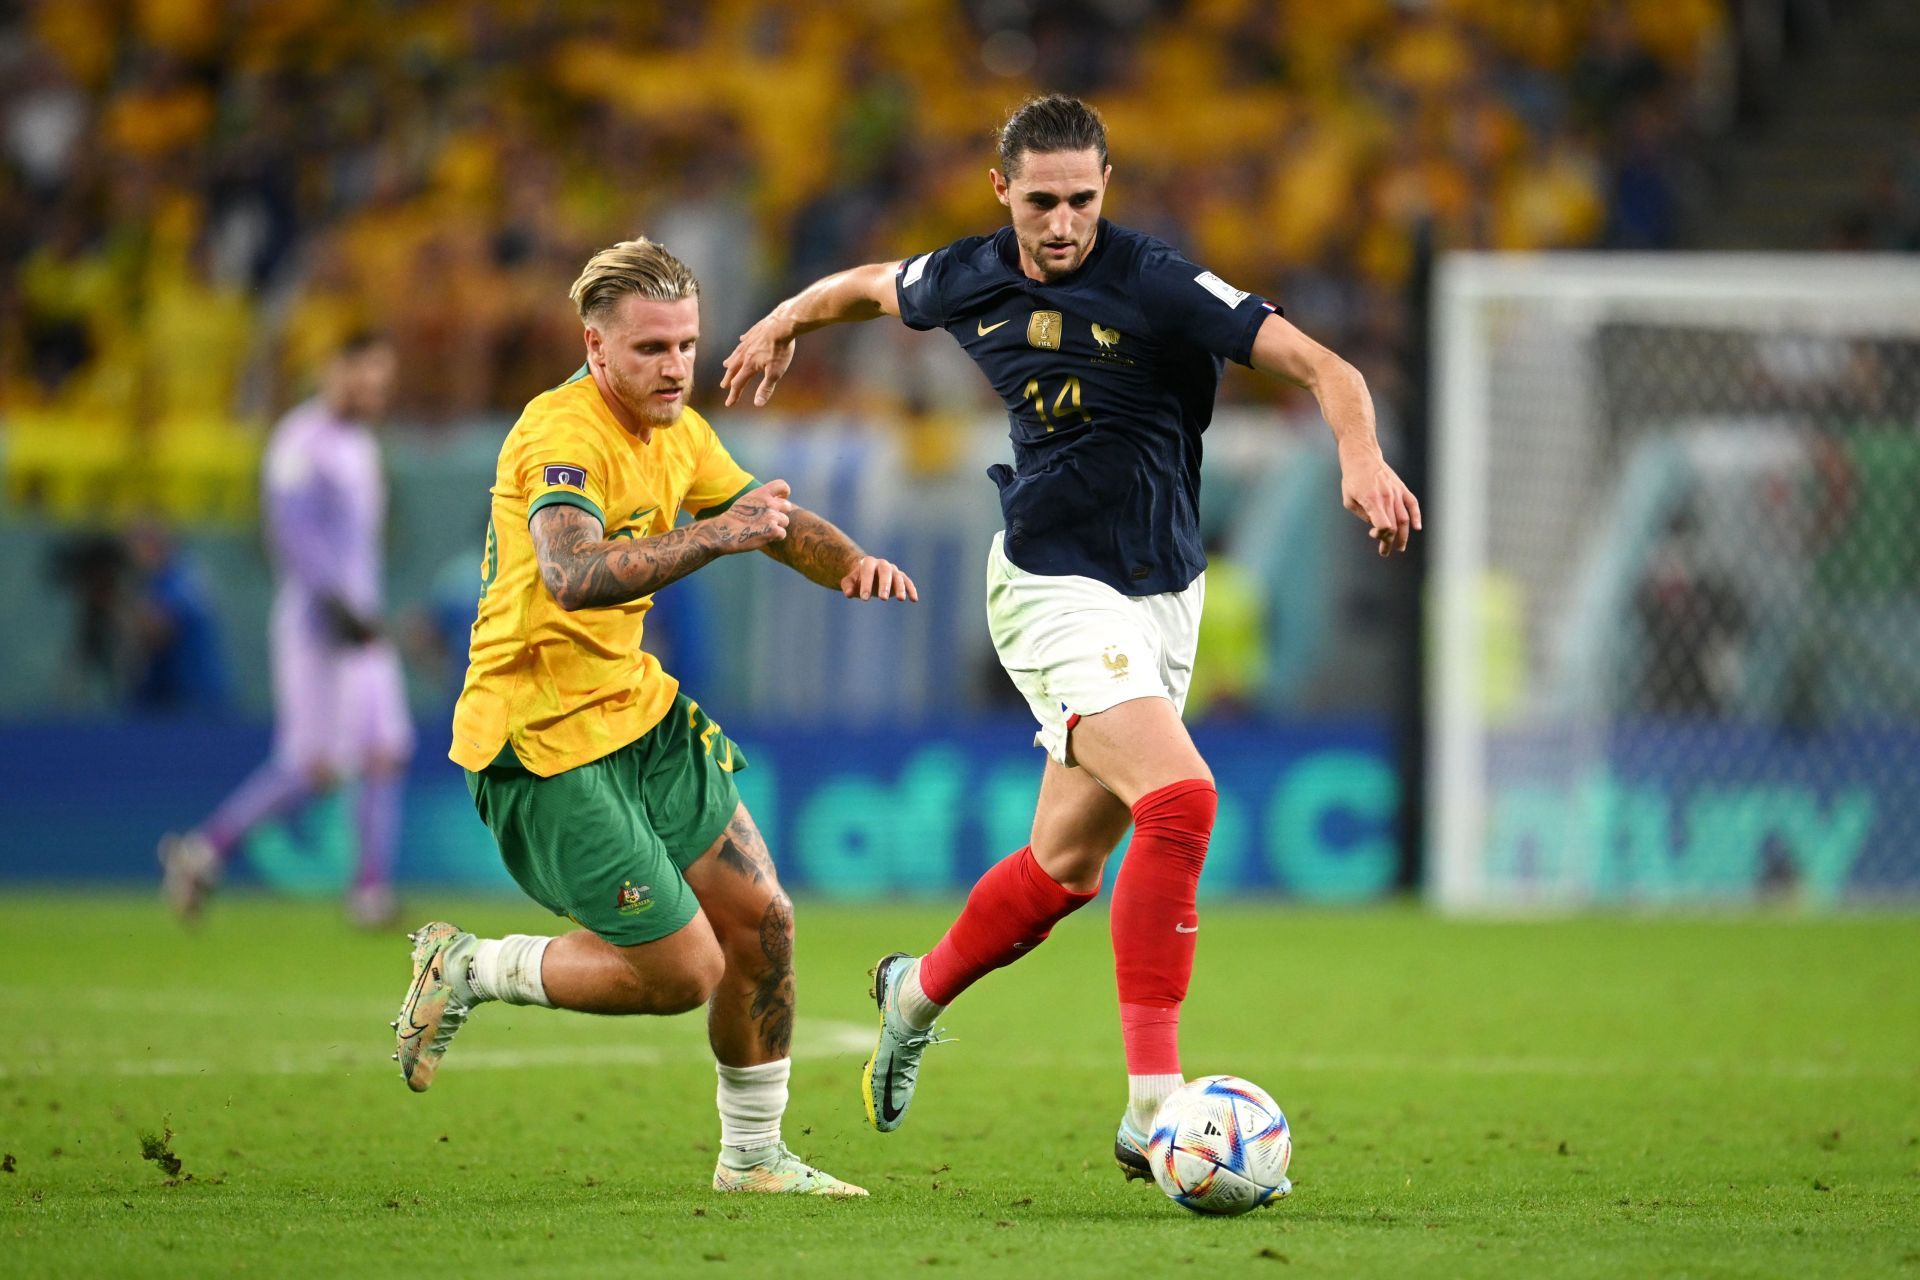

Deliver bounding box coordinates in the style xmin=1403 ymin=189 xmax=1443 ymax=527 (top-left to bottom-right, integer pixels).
xmin=1102 ymin=647 xmax=1129 ymax=679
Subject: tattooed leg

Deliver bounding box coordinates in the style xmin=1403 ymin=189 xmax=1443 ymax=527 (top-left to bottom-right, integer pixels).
xmin=713 ymin=811 xmax=771 ymax=885
xmin=686 ymin=804 xmax=797 ymax=1066
xmin=745 ymin=895 xmax=795 ymax=1057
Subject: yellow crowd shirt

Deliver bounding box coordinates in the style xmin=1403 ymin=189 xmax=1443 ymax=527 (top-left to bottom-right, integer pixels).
xmin=449 ymin=369 xmax=755 ymax=776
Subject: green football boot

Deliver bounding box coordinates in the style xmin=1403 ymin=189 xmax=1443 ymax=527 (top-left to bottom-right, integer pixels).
xmin=392 ymin=922 xmax=476 ymax=1092
xmin=712 ymin=1144 xmax=868 ymax=1196
xmin=861 ymin=952 xmax=942 ymax=1133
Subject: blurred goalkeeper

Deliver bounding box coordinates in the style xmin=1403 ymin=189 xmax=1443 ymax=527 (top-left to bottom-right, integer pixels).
xmin=723 ymin=94 xmax=1419 ymax=1186
xmin=159 ymin=333 xmax=413 ymax=928
xmin=398 ymin=238 xmax=914 ymax=1197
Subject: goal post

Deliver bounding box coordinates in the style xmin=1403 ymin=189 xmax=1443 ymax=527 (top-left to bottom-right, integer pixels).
xmin=1430 ymin=253 xmax=1920 ymax=910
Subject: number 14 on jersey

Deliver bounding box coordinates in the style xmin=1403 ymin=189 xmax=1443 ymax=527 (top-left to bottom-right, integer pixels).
xmin=1024 ymin=375 xmax=1093 ymax=432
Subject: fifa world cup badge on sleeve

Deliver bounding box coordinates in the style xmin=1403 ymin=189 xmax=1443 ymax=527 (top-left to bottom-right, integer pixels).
xmin=1192 ymin=271 xmax=1250 ymax=308
xmin=544 ymin=463 xmax=589 ymax=489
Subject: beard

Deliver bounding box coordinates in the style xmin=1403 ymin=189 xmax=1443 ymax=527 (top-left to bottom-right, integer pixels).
xmin=1024 ymin=232 xmax=1090 ymax=280
xmin=607 ymin=364 xmax=685 ymax=426
xmin=637 ymin=395 xmax=683 ymax=426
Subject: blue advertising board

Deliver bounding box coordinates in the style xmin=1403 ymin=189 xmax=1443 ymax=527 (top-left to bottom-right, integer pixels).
xmin=1482 ymin=721 xmax=1920 ymax=904
xmin=0 ymin=717 xmax=1400 ymax=902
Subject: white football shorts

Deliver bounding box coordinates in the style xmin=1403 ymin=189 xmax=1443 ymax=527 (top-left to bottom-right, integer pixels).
xmin=985 ymin=531 xmax=1204 ymax=766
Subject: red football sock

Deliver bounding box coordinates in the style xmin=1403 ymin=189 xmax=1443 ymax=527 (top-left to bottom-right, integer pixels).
xmin=916 ymin=846 xmax=1097 ymax=1007
xmin=1112 ymin=779 xmax=1217 ymax=1076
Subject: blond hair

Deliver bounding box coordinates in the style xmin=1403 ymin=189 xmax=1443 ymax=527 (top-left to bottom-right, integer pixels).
xmin=569 ymin=237 xmax=699 ymax=322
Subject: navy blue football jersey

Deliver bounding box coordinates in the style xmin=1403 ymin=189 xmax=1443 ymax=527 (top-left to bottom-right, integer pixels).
xmin=895 ymin=218 xmax=1276 ymax=596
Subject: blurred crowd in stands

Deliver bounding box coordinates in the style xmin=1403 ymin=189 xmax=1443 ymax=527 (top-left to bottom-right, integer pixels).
xmin=2 ymin=0 xmax=1734 ymax=480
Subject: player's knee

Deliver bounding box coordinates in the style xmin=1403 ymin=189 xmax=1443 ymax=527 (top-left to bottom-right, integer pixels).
xmin=1134 ymin=776 xmax=1217 ymax=816
xmin=1129 ymin=778 xmax=1217 ymax=870
xmin=1133 ymin=757 xmax=1213 ymax=799
xmin=1032 ymin=841 xmax=1107 ymax=894
xmin=658 ymin=935 xmax=726 ymax=1014
xmin=719 ymin=890 xmax=793 ymax=976
xmin=685 ymin=943 xmax=728 ymax=1011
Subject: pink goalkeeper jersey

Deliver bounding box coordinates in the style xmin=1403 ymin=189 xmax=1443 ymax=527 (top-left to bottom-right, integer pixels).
xmin=261 ymin=398 xmax=387 ymax=619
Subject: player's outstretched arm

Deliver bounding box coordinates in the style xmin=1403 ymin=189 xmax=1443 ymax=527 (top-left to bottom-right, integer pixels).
xmin=530 ymin=480 xmax=793 ymax=611
xmin=1250 ymin=313 xmax=1423 ymax=557
xmin=720 ymin=262 xmax=903 ymax=409
xmin=762 ymin=506 xmax=919 ymax=602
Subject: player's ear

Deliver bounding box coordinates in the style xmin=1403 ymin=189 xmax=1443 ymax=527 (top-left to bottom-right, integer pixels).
xmin=583 ymin=324 xmax=603 ymax=366
xmin=990 ymin=167 xmax=1011 ymax=206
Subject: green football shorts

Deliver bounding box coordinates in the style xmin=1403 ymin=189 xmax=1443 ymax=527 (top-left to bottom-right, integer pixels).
xmin=465 ymin=693 xmax=748 ymax=946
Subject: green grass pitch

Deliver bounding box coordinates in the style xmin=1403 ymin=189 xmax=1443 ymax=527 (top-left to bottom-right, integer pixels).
xmin=2 ymin=893 xmax=1915 ymax=1277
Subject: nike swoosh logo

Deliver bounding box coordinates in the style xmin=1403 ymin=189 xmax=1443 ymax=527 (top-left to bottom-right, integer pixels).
xmin=880 ymin=1054 xmax=905 ymax=1123
xmin=976 ymin=319 xmax=1010 ymax=336
xmin=398 ymin=962 xmax=436 ymax=1042
xmin=1175 ymin=923 xmax=1198 ymax=933
xmin=625 ymin=506 xmax=658 ymax=523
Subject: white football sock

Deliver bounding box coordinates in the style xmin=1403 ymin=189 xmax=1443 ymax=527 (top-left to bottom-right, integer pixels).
xmin=464 ymin=935 xmax=554 ymax=1007
xmin=1128 ymin=1073 xmax=1184 ymax=1133
xmin=894 ymin=957 xmax=945 ymax=1031
xmin=716 ymin=1059 xmax=790 ymax=1164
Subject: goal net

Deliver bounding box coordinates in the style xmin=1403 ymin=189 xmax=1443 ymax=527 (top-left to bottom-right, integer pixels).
xmin=1430 ymin=254 xmax=1920 ymax=909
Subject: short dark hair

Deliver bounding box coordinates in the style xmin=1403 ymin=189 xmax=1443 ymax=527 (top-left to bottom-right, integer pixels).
xmin=997 ymin=94 xmax=1108 ymax=177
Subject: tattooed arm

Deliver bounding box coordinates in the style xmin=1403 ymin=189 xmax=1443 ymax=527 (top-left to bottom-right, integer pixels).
xmin=530 ymin=479 xmax=792 ymax=611
xmin=760 ymin=507 xmax=860 ymax=588
xmin=763 ymin=505 xmax=921 ymax=601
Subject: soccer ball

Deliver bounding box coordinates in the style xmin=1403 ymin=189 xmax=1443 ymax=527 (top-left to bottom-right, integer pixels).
xmin=1148 ymin=1075 xmax=1293 ymax=1216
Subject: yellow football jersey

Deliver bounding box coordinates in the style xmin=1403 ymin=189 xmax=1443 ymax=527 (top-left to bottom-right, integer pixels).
xmin=449 ymin=369 xmax=755 ymax=776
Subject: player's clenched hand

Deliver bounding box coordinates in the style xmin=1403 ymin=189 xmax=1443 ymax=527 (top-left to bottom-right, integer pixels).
xmin=712 ymin=479 xmax=792 ymax=551
xmin=720 ymin=315 xmax=798 ymax=409
xmin=840 ymin=556 xmax=919 ymax=602
xmin=1339 ymin=449 xmax=1422 ymax=557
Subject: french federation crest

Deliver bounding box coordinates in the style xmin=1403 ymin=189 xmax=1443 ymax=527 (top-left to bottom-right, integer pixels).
xmin=1091 ymin=323 xmax=1121 ymax=349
